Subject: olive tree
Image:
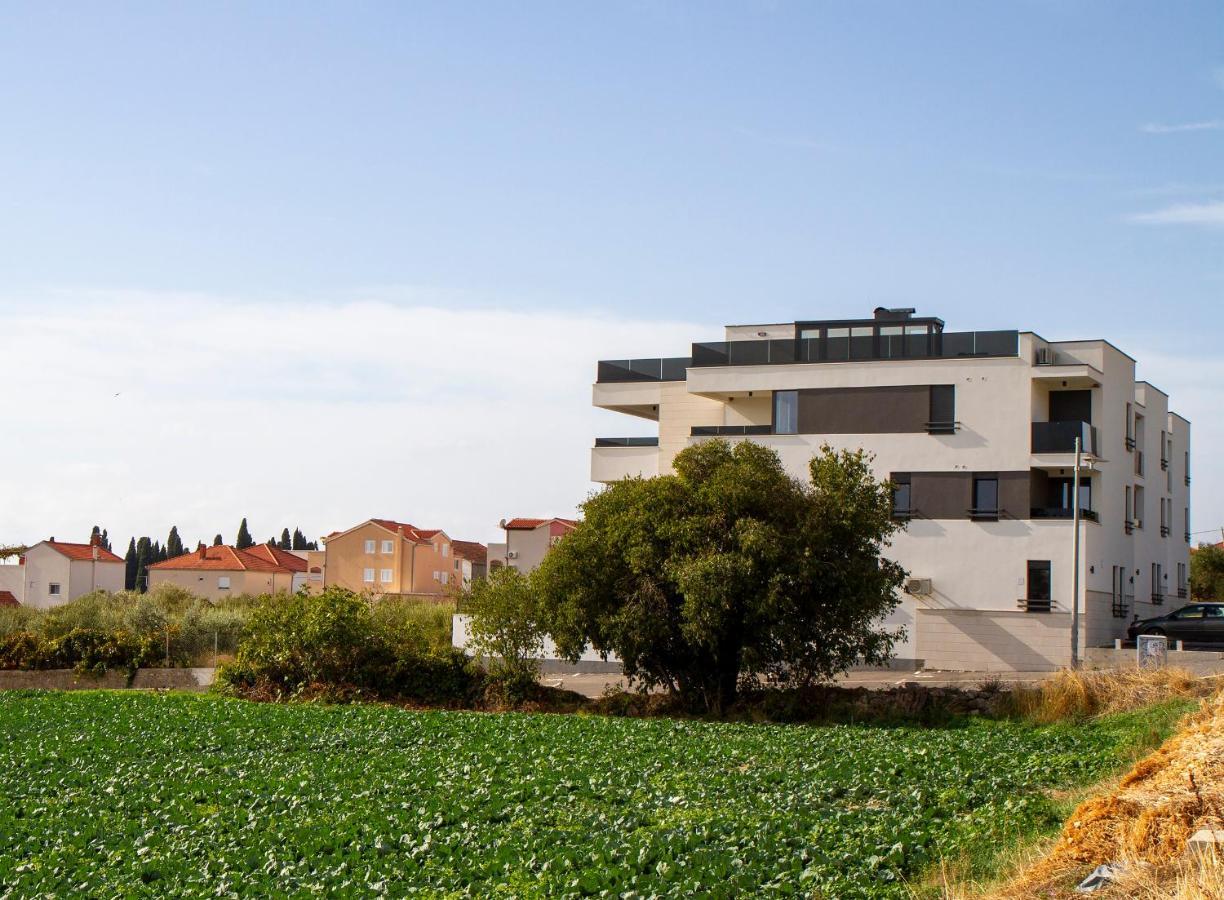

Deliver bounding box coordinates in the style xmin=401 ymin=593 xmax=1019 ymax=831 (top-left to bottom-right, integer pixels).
xmin=465 ymin=567 xmax=545 ymax=687
xmin=535 ymin=439 xmax=906 ymax=714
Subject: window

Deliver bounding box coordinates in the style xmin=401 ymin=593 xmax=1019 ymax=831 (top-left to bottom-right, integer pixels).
xmin=48 ymin=582 xmax=62 ymax=596
xmin=1025 ymin=560 xmax=1052 ymax=612
xmin=1173 ymin=606 xmax=1204 ymax=620
xmin=1185 ymin=450 xmax=1191 ymax=485
xmin=381 ymin=540 xmax=394 ymax=554
xmin=928 ymin=385 xmax=956 ymax=434
xmin=217 ymin=576 xmax=230 ymax=590
xmin=362 ymin=568 xmax=375 ymax=583
xmin=454 ymin=559 xmax=460 ymax=570
xmin=1206 ymin=607 xmax=1224 ymax=620
xmin=773 ymin=390 xmax=798 ymax=435
xmin=1160 ymin=431 xmax=1169 ymax=471
xmin=440 ymin=572 xmax=449 ymax=586
xmin=1051 ymin=477 xmax=1091 ymax=513
xmin=1177 ymin=563 xmax=1188 ymax=598
xmin=891 ymin=474 xmax=912 ymax=519
xmin=1133 ymin=486 xmax=1144 ymax=529
xmin=1152 ymin=563 xmax=1164 ymax=604
xmin=441 ymin=544 xmax=450 ymax=557
xmin=1160 ymin=498 xmax=1169 ymax=536
xmin=432 ymin=570 xmax=440 ymax=582
xmin=1124 ymin=486 xmax=1133 ymax=533
xmin=1134 ymin=413 xmax=1145 ymax=475
xmin=971 ymin=476 xmax=999 ymax=519
xmin=1185 ymin=507 xmax=1191 ymax=543
xmin=1125 ymin=403 xmax=1134 ymax=450
xmin=379 ymin=568 xmax=393 ymax=583
xmin=364 ymin=539 xmax=376 ymax=554
xmin=1111 ymin=566 xmax=1128 ymax=618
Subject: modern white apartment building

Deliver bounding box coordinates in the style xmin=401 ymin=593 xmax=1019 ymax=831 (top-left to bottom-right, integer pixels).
xmin=592 ymin=308 xmax=1191 ymax=671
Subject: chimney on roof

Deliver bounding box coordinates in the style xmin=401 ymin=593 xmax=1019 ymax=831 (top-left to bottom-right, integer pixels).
xmin=197 ymin=543 xmax=207 ymax=559
xmin=873 ymin=307 xmax=917 ymax=321
xmin=89 ymin=533 xmax=103 ymax=548
xmin=49 ymin=536 xmax=55 ymax=542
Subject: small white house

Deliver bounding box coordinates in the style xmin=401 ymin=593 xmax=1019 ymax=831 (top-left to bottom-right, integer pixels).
xmin=20 ymin=537 xmax=126 ymax=609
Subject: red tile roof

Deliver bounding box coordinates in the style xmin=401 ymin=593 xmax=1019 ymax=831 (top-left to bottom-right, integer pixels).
xmin=503 ymin=517 xmax=579 ymax=531
xmin=369 ymin=519 xmax=446 ymax=544
xmin=451 ymin=540 xmax=487 ymax=563
xmin=0 ymin=591 xmax=19 ymax=607
xmin=42 ymin=541 xmax=125 ymax=564
xmin=149 ymin=544 xmax=301 ymax=574
xmin=242 ymin=544 xmax=308 ymax=572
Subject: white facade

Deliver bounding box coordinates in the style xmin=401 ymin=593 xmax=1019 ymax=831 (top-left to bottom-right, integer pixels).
xmin=592 ymin=309 xmax=1191 ymax=671
xmin=18 ymin=542 xmax=126 ymax=609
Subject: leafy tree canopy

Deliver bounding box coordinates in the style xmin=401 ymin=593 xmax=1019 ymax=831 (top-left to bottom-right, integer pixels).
xmin=1190 ymin=544 xmax=1224 ymax=601
xmin=535 ymin=440 xmax=906 ymax=714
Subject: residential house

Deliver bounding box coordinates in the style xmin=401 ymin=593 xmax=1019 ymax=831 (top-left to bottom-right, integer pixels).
xmin=148 ymin=543 xmax=307 ymax=600
xmin=19 ymin=535 xmax=126 ymax=609
xmin=592 ymin=307 xmax=1191 ymax=671
xmin=493 ymin=518 xmax=579 ymax=573
xmin=322 ymin=519 xmax=457 ymax=596
xmin=451 ymin=540 xmax=488 ymax=585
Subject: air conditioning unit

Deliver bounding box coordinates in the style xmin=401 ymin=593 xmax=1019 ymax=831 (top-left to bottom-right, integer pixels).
xmin=1035 ymin=347 xmax=1055 ymax=366
xmin=905 ymin=577 xmax=932 ymax=596
xmin=506 ymin=551 xmax=519 ymax=560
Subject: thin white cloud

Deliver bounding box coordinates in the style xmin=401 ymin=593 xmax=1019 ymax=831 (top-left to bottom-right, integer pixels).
xmin=1140 ymin=120 xmax=1224 ymax=134
xmin=1125 ymin=201 xmax=1224 ymax=227
xmin=0 ymin=293 xmax=711 ymax=548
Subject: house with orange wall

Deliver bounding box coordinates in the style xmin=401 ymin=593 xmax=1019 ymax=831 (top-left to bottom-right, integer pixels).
xmin=321 ymin=519 xmax=459 ymax=597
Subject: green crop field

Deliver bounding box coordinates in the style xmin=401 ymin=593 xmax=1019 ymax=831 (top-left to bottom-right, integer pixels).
xmin=0 ymin=692 xmax=1184 ymax=898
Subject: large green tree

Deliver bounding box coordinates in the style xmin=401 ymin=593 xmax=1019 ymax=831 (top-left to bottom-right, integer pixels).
xmin=1190 ymin=544 xmax=1224 ymax=601
xmin=166 ymin=526 xmax=184 ymax=559
xmin=236 ymin=518 xmax=254 ymax=550
xmin=535 ymin=440 xmax=906 ymax=714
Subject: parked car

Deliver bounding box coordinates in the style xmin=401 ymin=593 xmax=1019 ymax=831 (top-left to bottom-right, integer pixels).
xmin=1127 ymin=602 xmax=1224 ymax=645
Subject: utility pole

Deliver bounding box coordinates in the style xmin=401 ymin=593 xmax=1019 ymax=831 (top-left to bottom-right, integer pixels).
xmin=1071 ymin=435 xmax=1082 ymax=669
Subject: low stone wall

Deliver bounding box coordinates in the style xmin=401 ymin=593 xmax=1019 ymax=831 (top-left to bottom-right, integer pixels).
xmin=1084 ymin=647 xmax=1224 ymax=676
xmin=0 ymin=667 xmax=215 ymax=692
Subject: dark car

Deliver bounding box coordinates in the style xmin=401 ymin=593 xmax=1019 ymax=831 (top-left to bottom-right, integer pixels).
xmin=1127 ymin=602 xmax=1224 ymax=645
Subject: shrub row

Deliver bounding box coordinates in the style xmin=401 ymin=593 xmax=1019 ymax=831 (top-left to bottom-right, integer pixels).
xmin=0 ymin=628 xmax=169 ymax=677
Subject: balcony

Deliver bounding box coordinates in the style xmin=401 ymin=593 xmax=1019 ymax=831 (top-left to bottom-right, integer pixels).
xmin=1125 ymin=520 xmax=1134 ymax=535
xmin=1178 ymin=587 xmax=1188 ymax=599
xmin=1030 ymin=506 xmax=1100 ymax=524
xmin=1160 ymin=525 xmax=1171 ymax=538
xmin=1017 ymin=597 xmax=1054 ymax=613
xmin=1112 ymin=594 xmax=1132 ymax=619
xmin=1151 ymin=592 xmax=1165 ymax=606
xmin=591 ymin=441 xmax=660 ymax=483
xmin=1031 ymin=421 xmax=1098 ymax=455
xmin=689 ymin=329 xmax=1019 ymax=369
xmin=690 ymin=424 xmax=774 ymax=437
xmin=594 ymin=437 xmax=659 ymax=447
xmin=1125 ymin=436 xmax=1136 ymax=451
xmin=596 ymin=357 xmax=690 ymax=383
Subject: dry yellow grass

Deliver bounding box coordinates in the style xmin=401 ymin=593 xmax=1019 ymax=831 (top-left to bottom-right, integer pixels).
xmin=1004 ymin=667 xmax=1218 ymax=723
xmin=987 ymin=685 xmax=1224 ymax=899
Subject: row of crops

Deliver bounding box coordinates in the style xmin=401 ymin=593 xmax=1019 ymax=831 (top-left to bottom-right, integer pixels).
xmin=0 ymin=691 xmax=1179 ymax=897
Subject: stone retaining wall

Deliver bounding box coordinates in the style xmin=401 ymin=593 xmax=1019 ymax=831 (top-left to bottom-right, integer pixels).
xmin=0 ymin=668 xmax=215 ymax=692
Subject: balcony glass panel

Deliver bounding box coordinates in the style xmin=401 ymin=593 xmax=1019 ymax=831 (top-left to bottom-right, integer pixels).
xmin=691 ymin=425 xmax=773 ymax=436
xmin=1031 ymin=421 xmax=1098 ymax=455
xmin=594 ymin=437 xmax=659 ymax=447
xmin=691 ymin=342 xmax=730 ymax=367
xmin=629 ymin=358 xmax=663 ymax=380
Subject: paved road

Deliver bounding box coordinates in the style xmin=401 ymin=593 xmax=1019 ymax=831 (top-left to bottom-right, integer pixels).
xmin=543 ymin=669 xmax=1054 ymax=700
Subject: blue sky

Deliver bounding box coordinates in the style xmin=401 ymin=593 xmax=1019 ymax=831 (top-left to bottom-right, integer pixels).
xmin=0 ymin=1 xmax=1221 ymax=546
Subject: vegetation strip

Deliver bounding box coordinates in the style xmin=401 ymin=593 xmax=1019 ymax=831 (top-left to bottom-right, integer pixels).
xmin=0 ymin=692 xmax=1189 ymax=898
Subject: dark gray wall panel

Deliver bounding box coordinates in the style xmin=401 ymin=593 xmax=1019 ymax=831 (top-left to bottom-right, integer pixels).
xmin=796 ymin=385 xmax=929 ymax=434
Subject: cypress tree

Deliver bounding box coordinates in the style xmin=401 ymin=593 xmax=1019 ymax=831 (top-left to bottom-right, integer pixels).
xmin=124 ymin=538 xmax=137 ymax=590
xmin=134 ymin=537 xmax=152 ymax=593
xmin=213 ymin=534 xmax=223 ymax=547
xmin=101 ymin=529 xmax=111 ymax=552
xmin=236 ymin=518 xmax=254 ymax=550
xmin=291 ymin=528 xmax=307 ymax=551
xmin=166 ymin=526 xmax=184 ymax=559
xmin=279 ymin=528 xmax=292 ymax=550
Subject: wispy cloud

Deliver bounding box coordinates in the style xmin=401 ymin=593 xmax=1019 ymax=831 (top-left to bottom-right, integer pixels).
xmin=1140 ymin=120 xmax=1224 ymax=134
xmin=1125 ymin=201 xmax=1224 ymax=227
xmin=0 ymin=292 xmax=709 ymax=547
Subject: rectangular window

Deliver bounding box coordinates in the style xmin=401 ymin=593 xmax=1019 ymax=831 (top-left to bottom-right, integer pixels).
xmin=217 ymin=576 xmax=230 ymax=590
xmin=454 ymin=559 xmax=460 ymax=570
xmin=1111 ymin=565 xmax=1128 ymax=618
xmin=1125 ymin=486 xmax=1133 ymax=533
xmin=928 ymin=385 xmax=956 ymax=434
xmin=440 ymin=572 xmax=449 ymax=586
xmin=1186 ymin=507 xmax=1191 ymax=543
xmin=1133 ymin=485 xmax=1144 ymax=529
xmin=381 ymin=540 xmax=394 ymax=554
xmin=1026 ymin=560 xmax=1052 ymax=612
xmin=1152 ymin=563 xmax=1164 ymax=603
xmin=1178 ymin=563 xmax=1188 ymax=597
xmin=972 ymin=476 xmax=999 ymax=519
xmin=441 ymin=544 xmax=450 ymax=557
xmin=432 ymin=570 xmax=440 ymax=581
xmin=364 ymin=539 xmax=376 ymax=554
xmin=48 ymin=582 xmax=61 ymax=596
xmin=379 ymin=568 xmax=393 ymax=583
xmin=363 ymin=568 xmax=375 ymax=583
xmin=773 ymin=390 xmax=798 ymax=435
xmin=1125 ymin=403 xmax=1134 ymax=450
xmin=890 ymin=473 xmax=912 ymax=519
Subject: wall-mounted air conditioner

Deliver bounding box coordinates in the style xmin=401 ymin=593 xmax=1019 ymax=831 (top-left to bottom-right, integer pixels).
xmin=506 ymin=551 xmax=519 ymax=560
xmin=904 ymin=577 xmax=932 ymax=596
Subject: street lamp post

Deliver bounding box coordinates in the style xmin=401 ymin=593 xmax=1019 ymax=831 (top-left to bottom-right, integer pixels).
xmin=1071 ymin=435 xmax=1082 ymax=669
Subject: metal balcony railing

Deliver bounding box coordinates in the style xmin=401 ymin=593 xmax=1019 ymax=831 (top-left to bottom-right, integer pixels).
xmin=1030 ymin=507 xmax=1100 ymax=523
xmin=1018 ymin=597 xmax=1053 ymax=613
xmin=688 ymin=329 xmax=1019 ymax=368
